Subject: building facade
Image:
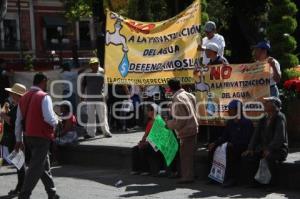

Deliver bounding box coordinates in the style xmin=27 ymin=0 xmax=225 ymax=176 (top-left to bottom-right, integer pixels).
xmin=0 ymin=0 xmax=95 ymax=62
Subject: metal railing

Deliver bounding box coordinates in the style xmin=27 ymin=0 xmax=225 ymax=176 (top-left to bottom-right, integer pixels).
xmin=44 ymin=40 xmax=97 ymax=51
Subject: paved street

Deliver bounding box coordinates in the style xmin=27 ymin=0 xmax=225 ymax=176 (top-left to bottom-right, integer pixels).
xmin=0 ymin=165 xmax=299 ymax=199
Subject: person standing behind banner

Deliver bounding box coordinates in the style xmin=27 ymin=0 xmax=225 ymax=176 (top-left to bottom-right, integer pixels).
xmin=199 ymin=21 xmax=226 ymax=65
xmin=129 ymin=85 xmax=141 ymax=129
xmin=0 ymin=83 xmax=27 ymax=196
xmin=14 ymin=73 xmax=60 ymax=199
xmin=253 ymin=41 xmax=281 ymax=97
xmin=166 ymin=79 xmax=199 ymax=184
xmin=194 ymin=42 xmax=229 ymax=143
xmin=81 ymin=57 xmax=112 ymax=139
xmin=205 ymin=42 xmax=229 ymax=66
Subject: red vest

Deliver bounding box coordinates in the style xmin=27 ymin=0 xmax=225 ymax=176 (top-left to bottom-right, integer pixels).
xmin=19 ymin=90 xmax=54 ymax=140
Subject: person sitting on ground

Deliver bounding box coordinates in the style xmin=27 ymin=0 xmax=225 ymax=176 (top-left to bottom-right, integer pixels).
xmin=131 ymin=104 xmax=163 ymax=176
xmin=55 ymin=104 xmax=78 ymax=145
xmin=208 ymin=100 xmax=254 ymax=187
xmin=242 ymin=97 xmax=288 ymax=186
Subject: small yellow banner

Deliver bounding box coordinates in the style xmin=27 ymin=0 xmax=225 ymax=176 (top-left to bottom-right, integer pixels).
xmin=194 ymin=62 xmax=271 ymax=125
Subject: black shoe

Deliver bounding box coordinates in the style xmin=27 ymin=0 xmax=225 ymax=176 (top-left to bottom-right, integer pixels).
xmin=222 ymin=179 xmax=237 ymax=188
xmin=177 ymin=179 xmax=195 ymax=184
xmin=8 ymin=189 xmax=20 ymax=196
xmin=49 ymin=194 xmax=60 ymax=199
xmin=206 ymin=179 xmax=218 ymax=185
xmin=83 ymin=135 xmax=94 ymax=140
xmin=245 ymin=180 xmax=261 ymax=189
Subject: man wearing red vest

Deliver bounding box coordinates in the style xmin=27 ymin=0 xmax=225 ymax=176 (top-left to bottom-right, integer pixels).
xmin=15 ymin=73 xmax=59 ymax=199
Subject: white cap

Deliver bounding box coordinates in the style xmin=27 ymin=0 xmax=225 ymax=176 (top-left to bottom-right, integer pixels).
xmin=204 ymin=21 xmax=216 ymax=32
xmin=204 ymin=42 xmax=219 ymax=53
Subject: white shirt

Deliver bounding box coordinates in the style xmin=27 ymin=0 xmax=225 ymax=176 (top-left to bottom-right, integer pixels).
xmin=270 ymin=59 xmax=281 ymax=86
xmin=202 ymin=33 xmax=226 ymax=65
xmin=15 ymin=86 xmax=58 ymax=142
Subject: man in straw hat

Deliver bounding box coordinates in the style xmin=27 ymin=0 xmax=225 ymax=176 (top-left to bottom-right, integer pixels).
xmin=15 ymin=73 xmax=60 ymax=199
xmin=0 ymin=83 xmax=26 ymax=196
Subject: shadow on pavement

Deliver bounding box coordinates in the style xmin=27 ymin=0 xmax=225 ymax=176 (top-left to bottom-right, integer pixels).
xmin=51 ymin=166 xmax=299 ymax=199
xmin=0 ymin=195 xmax=16 ymax=199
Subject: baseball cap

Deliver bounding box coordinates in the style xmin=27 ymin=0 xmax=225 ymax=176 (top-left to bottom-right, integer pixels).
xmin=263 ymin=96 xmax=282 ymax=108
xmin=89 ymin=57 xmax=99 ymax=65
xmin=254 ymin=41 xmax=271 ymax=51
xmin=204 ymin=42 xmax=219 ymax=53
xmin=204 ymin=21 xmax=216 ymax=32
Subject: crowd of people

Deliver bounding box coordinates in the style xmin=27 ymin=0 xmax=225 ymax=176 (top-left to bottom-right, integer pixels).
xmin=0 ymin=20 xmax=289 ymax=198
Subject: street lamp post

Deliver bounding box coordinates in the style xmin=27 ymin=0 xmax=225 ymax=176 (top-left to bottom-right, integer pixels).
xmin=17 ymin=0 xmax=23 ymax=60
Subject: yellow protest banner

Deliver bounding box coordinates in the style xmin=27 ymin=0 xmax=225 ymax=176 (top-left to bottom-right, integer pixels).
xmin=194 ymin=62 xmax=271 ymax=125
xmin=104 ymin=0 xmax=201 ymax=85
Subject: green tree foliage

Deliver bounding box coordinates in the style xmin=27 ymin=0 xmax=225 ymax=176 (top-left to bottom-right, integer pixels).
xmin=126 ymin=0 xmax=168 ymax=21
xmin=267 ymin=0 xmax=299 ymax=69
xmin=62 ymin=0 xmax=128 ymax=21
xmin=62 ymin=0 xmax=94 ymax=21
xmin=201 ymin=0 xmax=209 ymax=24
xmin=206 ymin=0 xmax=232 ymax=30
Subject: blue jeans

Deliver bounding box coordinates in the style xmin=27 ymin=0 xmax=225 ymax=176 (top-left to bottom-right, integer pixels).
xmin=270 ymin=85 xmax=279 ymax=97
xmin=63 ymin=90 xmax=77 ymax=115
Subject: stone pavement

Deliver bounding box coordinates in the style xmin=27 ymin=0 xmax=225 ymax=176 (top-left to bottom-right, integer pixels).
xmin=59 ymin=131 xmax=300 ymax=190
xmin=0 ymin=165 xmax=300 ymax=199
xmin=77 ymin=131 xmax=144 ymax=148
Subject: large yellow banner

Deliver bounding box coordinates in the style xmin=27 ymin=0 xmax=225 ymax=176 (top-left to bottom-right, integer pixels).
xmin=194 ymin=62 xmax=271 ymax=125
xmin=105 ymin=0 xmax=201 ymax=85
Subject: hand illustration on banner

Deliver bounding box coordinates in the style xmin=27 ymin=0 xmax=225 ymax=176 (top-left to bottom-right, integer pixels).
xmin=106 ymin=13 xmax=130 ymax=77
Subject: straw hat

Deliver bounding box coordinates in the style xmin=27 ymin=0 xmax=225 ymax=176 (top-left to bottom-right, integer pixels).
xmin=5 ymin=83 xmax=27 ymax=96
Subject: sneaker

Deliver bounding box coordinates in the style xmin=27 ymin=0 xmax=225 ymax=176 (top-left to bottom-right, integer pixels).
xmin=104 ymin=133 xmax=112 ymax=138
xmin=140 ymin=172 xmax=151 ymax=176
xmin=126 ymin=128 xmax=135 ymax=133
xmin=132 ymin=125 xmax=140 ymax=130
xmin=130 ymin=171 xmax=140 ymax=175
